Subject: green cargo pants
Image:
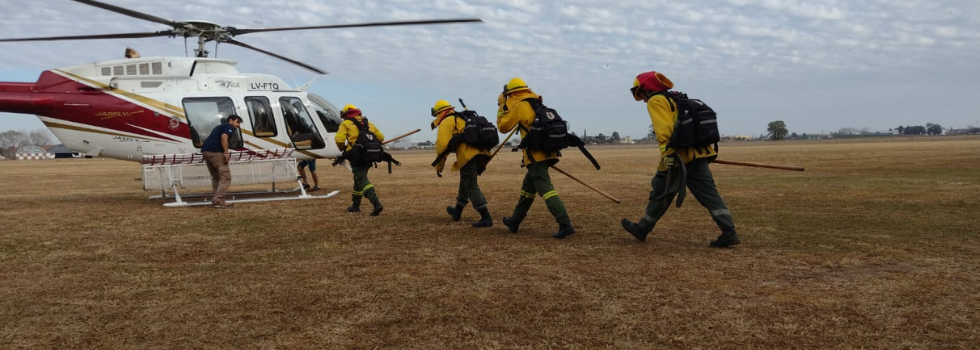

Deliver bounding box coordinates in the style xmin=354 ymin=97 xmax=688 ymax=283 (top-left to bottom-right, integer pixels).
xmin=636 ymin=158 xmax=735 ymax=234
xmin=456 ymin=158 xmax=488 ymax=211
xmin=351 ymin=163 xmax=381 ymax=208
xmin=510 ymin=162 xmax=570 ymax=224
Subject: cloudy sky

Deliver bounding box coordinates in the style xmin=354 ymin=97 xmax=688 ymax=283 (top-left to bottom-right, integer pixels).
xmin=1 ymin=0 xmax=979 ymax=142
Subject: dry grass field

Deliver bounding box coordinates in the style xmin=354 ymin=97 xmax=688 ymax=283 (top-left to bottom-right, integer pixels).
xmin=1 ymin=136 xmax=979 ymax=349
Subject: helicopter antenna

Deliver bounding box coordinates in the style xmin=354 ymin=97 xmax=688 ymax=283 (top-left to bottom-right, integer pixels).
xmin=184 ymin=36 xmax=188 ymax=57
xmin=299 ymin=77 xmax=318 ymax=91
xmin=286 ymin=69 xmax=299 ymax=89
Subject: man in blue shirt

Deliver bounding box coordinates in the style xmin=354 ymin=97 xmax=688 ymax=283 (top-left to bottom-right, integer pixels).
xmin=201 ymin=115 xmax=243 ymax=208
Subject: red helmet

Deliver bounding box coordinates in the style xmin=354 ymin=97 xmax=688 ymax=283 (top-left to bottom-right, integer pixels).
xmin=631 ymin=71 xmax=674 ymax=100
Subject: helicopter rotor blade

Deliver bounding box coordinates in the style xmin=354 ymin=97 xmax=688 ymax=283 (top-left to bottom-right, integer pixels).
xmin=223 ymin=38 xmax=327 ymax=75
xmin=228 ymin=18 xmax=483 ymax=35
xmin=0 ymin=31 xmax=175 ymax=42
xmin=71 ymin=0 xmax=177 ymax=27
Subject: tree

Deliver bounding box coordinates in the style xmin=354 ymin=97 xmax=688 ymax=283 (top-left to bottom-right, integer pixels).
xmin=926 ymin=123 xmax=943 ymax=136
xmin=767 ymin=120 xmax=788 ymax=140
xmin=838 ymin=127 xmax=860 ymax=135
xmin=897 ymin=126 xmax=905 ymax=134
xmin=0 ymin=130 xmax=28 ymax=158
xmin=904 ymin=125 xmax=926 ymax=135
xmin=611 ymin=131 xmax=621 ymax=144
xmin=647 ymin=124 xmax=656 ymax=140
xmin=28 ymin=129 xmax=51 ymax=147
xmin=790 ymin=132 xmax=798 ymax=139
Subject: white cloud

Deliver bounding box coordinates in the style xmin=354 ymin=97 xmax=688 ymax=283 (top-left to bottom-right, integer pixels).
xmin=1 ymin=0 xmax=979 ymax=139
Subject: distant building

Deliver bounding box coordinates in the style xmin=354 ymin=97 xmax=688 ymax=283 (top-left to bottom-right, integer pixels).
xmin=15 ymin=145 xmax=54 ymax=160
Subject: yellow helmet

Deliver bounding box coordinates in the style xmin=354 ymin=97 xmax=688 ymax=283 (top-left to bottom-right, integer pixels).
xmin=503 ymin=77 xmax=530 ymax=95
xmin=431 ymin=100 xmax=454 ymax=117
xmin=341 ymin=104 xmax=361 ymax=118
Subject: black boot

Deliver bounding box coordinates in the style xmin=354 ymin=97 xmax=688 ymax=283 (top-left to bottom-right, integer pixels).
xmin=346 ymin=205 xmax=360 ymax=213
xmin=552 ymin=222 xmax=575 ymax=239
xmin=709 ymin=231 xmax=740 ymax=248
xmin=472 ymin=208 xmax=493 ymax=228
xmin=502 ymin=216 xmax=520 ymax=233
xmin=447 ymin=205 xmax=464 ymax=222
xmin=370 ymin=204 xmax=384 ymax=217
xmin=621 ymin=219 xmax=649 ymax=242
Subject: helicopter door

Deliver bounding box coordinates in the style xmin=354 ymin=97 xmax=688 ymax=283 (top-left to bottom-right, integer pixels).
xmin=182 ymin=97 xmax=243 ymax=149
xmin=279 ymin=96 xmax=325 ymax=150
xmin=245 ymin=97 xmax=277 ymax=138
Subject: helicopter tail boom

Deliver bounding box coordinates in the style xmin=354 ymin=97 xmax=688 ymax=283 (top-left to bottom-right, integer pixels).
xmin=0 ymin=82 xmax=37 ymax=115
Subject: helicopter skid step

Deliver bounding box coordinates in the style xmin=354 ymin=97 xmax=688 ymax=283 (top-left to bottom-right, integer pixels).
xmin=163 ymin=190 xmax=340 ymax=207
xmin=150 ymin=187 xmax=303 ymax=200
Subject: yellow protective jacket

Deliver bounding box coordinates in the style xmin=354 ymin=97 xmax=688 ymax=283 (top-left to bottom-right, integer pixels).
xmin=433 ymin=113 xmax=490 ymax=173
xmin=497 ymin=90 xmax=559 ymax=166
xmin=335 ymin=116 xmax=385 ymax=151
xmin=648 ymin=94 xmax=717 ymax=171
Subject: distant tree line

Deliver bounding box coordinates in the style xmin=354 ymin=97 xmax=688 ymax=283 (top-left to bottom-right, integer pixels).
xmin=895 ymin=124 xmax=944 ymax=136
xmin=0 ymin=129 xmax=52 ymax=158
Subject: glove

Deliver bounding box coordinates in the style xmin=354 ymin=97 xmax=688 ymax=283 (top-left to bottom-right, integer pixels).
xmin=662 ymin=155 xmax=677 ymax=169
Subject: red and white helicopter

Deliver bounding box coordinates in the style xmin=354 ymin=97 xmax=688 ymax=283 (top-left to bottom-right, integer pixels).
xmin=0 ymin=0 xmax=480 ymax=205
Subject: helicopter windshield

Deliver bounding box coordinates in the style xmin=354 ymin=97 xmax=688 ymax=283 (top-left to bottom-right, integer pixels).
xmin=279 ymin=97 xmax=325 ymax=150
xmin=307 ymin=93 xmax=342 ymax=133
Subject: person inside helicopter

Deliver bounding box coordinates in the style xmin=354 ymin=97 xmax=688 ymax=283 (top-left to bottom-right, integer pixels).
xmin=280 ymin=98 xmax=325 ymax=150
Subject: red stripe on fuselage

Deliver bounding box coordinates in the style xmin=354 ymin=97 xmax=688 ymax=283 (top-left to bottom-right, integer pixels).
xmin=29 ymin=71 xmax=187 ymax=143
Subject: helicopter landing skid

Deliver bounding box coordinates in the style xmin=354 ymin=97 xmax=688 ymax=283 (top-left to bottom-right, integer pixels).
xmin=143 ymin=158 xmax=338 ymax=207
xmin=162 ymin=190 xmax=340 ymax=207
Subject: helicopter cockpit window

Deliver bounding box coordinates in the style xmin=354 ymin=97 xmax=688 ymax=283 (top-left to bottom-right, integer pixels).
xmin=245 ymin=97 xmax=277 ymax=137
xmin=182 ymin=97 xmax=243 ymax=149
xmin=279 ymin=97 xmax=325 ymax=150
xmin=307 ymin=93 xmax=342 ymax=133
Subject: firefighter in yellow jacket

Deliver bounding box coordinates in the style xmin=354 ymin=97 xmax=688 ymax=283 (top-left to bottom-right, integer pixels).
xmin=621 ymin=71 xmax=740 ymax=247
xmin=496 ymin=77 xmax=575 ymax=238
xmin=335 ymin=104 xmax=385 ymax=216
xmin=431 ymin=100 xmax=493 ymax=227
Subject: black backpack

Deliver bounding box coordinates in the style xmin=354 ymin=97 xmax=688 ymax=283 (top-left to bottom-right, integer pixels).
xmin=656 ymin=91 xmax=720 ymax=150
xmin=515 ymin=98 xmax=601 ymax=170
xmin=518 ymin=98 xmax=569 ymax=152
xmin=458 ymin=110 xmax=500 ymax=151
xmin=351 ymin=118 xmax=384 ymax=163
